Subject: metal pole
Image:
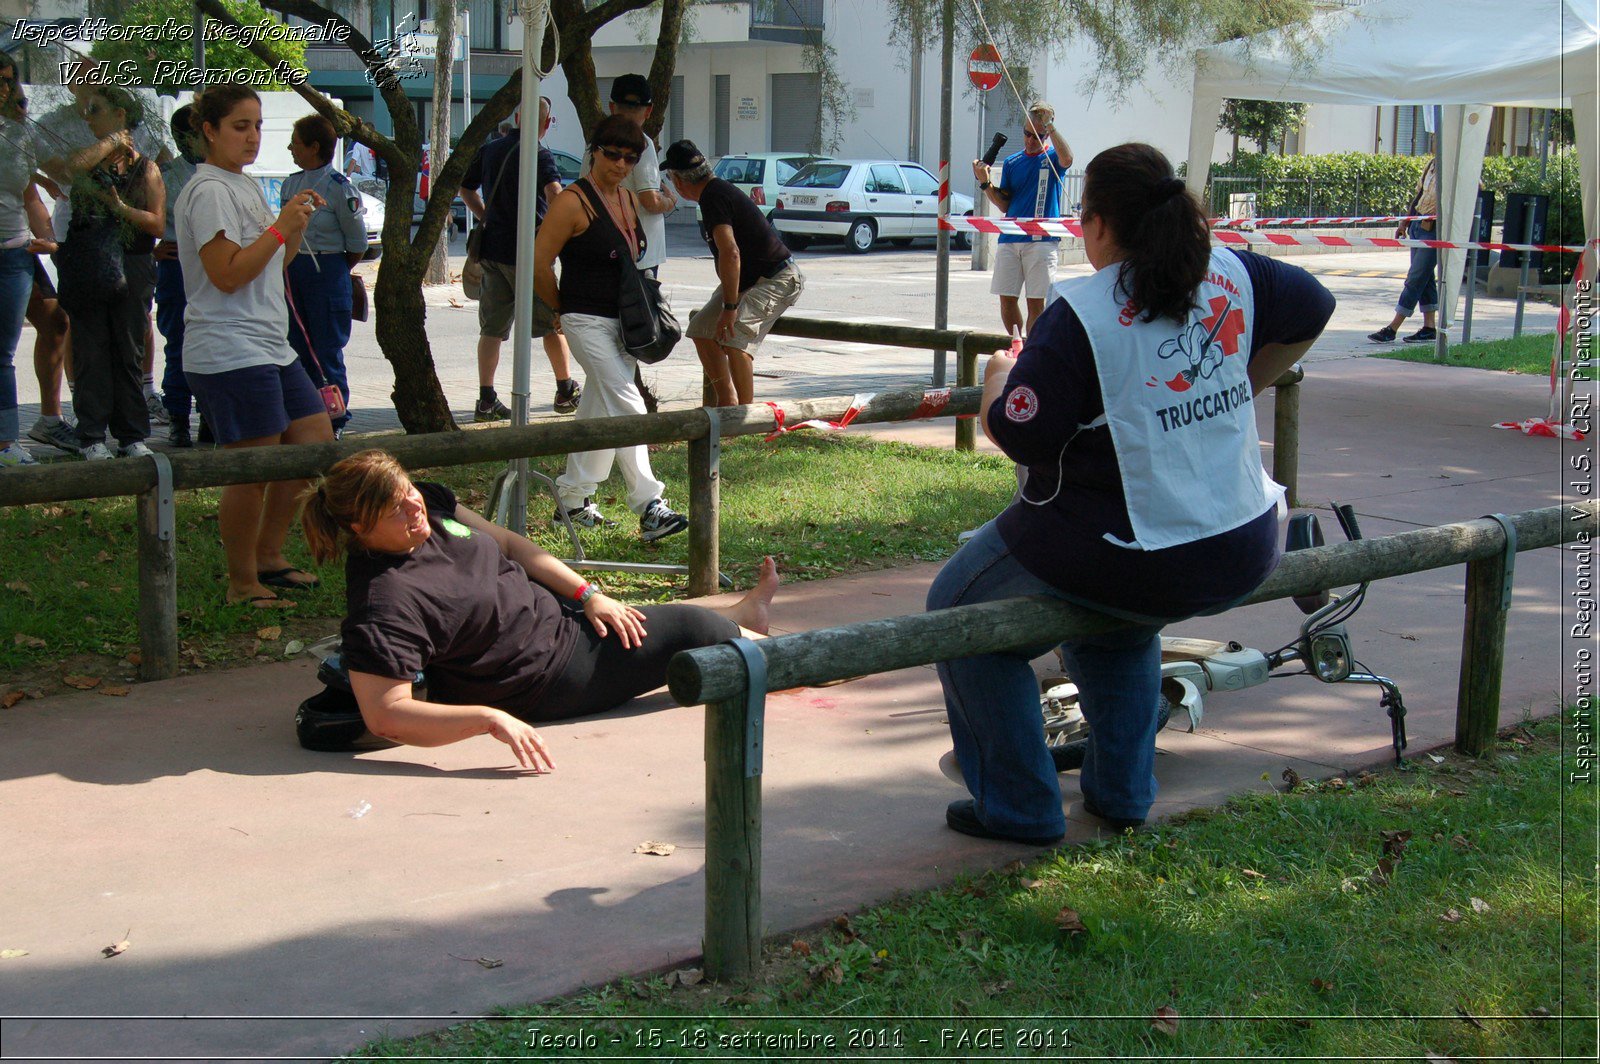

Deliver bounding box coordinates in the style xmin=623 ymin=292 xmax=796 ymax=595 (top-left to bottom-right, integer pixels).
xmin=1512 ymin=109 xmax=1551 ymax=339
xmin=508 ymin=0 xmax=549 ymax=533
xmin=932 ymin=0 xmax=952 ymax=388
xmin=1462 ymin=197 xmax=1481 ymax=344
xmin=1433 ymin=106 xmax=1448 ymax=364
xmin=463 ymin=7 xmax=474 ymax=239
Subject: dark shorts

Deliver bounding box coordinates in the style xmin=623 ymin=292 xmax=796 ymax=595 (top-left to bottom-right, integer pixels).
xmin=31 ymin=255 xmax=55 ymax=300
xmin=185 ymin=360 xmax=326 ymax=445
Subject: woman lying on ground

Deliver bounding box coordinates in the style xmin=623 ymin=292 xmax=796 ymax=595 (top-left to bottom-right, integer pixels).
xmin=301 ymin=449 xmax=778 ymax=769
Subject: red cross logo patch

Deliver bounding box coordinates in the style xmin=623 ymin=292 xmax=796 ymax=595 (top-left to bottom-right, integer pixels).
xmin=1199 ymin=295 xmax=1246 ymax=358
xmin=1005 ymin=386 xmax=1039 ymax=423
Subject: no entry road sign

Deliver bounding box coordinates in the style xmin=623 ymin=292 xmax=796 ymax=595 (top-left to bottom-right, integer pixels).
xmin=968 ymin=44 xmax=1002 ymax=91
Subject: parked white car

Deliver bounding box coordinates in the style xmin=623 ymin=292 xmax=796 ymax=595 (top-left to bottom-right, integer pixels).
xmin=698 ymin=152 xmax=830 ymax=221
xmin=770 ymin=160 xmax=974 ymax=253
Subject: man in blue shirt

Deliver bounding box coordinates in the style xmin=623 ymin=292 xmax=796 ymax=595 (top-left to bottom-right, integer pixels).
xmin=973 ymin=101 xmax=1072 ymax=336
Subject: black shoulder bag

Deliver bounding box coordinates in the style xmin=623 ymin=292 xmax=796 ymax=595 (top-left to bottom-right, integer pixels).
xmin=575 ymin=178 xmax=681 ymax=365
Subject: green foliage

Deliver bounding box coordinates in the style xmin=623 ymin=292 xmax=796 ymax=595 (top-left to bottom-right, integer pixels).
xmin=87 ymin=0 xmax=306 ymax=91
xmin=1206 ymin=151 xmax=1427 ymax=218
xmin=1217 ymin=99 xmax=1308 ymax=155
xmin=1479 ymin=150 xmax=1587 ymax=283
xmin=1373 ymin=332 xmax=1597 ymax=379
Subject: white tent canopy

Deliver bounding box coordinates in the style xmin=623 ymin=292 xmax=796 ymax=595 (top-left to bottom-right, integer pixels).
xmin=1184 ymin=0 xmax=1598 ymax=328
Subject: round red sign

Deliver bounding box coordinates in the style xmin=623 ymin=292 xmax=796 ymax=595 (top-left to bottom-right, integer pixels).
xmin=968 ymin=44 xmax=1003 ymax=92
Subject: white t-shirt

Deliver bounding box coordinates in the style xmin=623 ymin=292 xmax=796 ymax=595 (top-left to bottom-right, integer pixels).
xmin=580 ymin=137 xmax=667 ymax=271
xmin=0 ymin=116 xmax=37 ymax=246
xmin=175 ymin=164 xmax=295 ymax=375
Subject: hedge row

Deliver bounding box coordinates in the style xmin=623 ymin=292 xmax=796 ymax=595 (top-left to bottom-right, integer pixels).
xmin=1205 ymin=149 xmax=1586 ymax=281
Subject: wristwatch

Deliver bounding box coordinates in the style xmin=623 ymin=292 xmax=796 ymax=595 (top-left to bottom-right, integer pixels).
xmin=574 ymin=581 xmax=601 ymax=605
xmin=978 ymin=181 xmax=991 ymax=191
xmin=722 ymin=302 xmax=739 ymax=311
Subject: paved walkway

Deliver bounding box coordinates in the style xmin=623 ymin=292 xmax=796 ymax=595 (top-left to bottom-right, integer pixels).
xmin=1 ymin=341 xmax=1588 ymax=1059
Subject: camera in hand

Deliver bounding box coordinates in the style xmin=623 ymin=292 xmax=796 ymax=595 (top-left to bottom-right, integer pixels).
xmin=981 ymin=132 xmax=1008 ymax=167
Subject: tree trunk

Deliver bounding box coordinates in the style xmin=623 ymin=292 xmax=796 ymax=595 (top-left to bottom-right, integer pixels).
xmin=375 ymin=242 xmax=457 ymax=433
xmin=643 ymin=0 xmax=689 ymax=142
xmin=424 ymin=1 xmax=457 ymax=286
xmin=562 ymin=35 xmax=606 ymax=141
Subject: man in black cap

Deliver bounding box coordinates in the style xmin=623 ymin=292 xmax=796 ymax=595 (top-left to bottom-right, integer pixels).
xmin=661 ymin=139 xmax=804 ymax=407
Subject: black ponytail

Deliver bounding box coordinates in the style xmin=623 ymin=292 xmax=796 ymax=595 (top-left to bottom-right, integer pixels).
xmin=1081 ymin=143 xmax=1211 ymax=324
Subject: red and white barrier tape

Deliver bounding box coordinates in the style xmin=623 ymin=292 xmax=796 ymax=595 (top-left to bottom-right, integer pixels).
xmin=1210 ymin=214 xmax=1436 ymax=228
xmin=764 ymin=392 xmax=875 ymax=442
xmin=940 ymin=215 xmax=1590 ymax=256
xmin=1495 ymin=240 xmax=1596 ymax=440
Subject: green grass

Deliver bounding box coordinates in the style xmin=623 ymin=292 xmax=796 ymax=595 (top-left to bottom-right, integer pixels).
xmin=350 ymin=714 xmax=1596 ymax=1061
xmin=1372 ymin=330 xmax=1598 ymax=378
xmin=0 ymin=434 xmax=1014 ymax=685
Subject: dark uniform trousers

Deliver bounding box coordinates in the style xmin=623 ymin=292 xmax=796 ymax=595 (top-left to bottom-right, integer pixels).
xmin=285 ymin=252 xmax=353 ymax=428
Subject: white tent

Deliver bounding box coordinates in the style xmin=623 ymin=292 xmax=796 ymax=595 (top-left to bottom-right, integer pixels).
xmin=1184 ymin=0 xmax=1598 ymax=330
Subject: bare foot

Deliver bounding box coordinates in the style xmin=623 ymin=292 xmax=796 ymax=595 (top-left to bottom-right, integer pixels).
xmin=731 ymin=556 xmax=779 ymax=635
xmin=227 ymin=584 xmax=296 ymax=610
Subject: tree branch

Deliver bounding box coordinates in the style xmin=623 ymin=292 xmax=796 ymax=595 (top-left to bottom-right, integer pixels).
xmin=644 ymin=0 xmax=689 ymax=141
xmin=570 ymin=0 xmax=657 ymax=40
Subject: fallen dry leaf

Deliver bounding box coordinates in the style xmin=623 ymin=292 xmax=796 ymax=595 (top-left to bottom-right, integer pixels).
xmin=63 ymin=675 xmax=102 ymax=690
xmin=1240 ymin=869 xmax=1266 ymax=880
xmin=725 ymin=990 xmax=767 ymax=1006
xmin=957 ymin=928 xmax=983 ymax=948
xmin=1380 ymin=829 xmax=1413 ymax=860
xmin=1281 ymin=767 xmax=1303 ymax=790
xmin=633 ymin=841 xmax=675 ymax=856
xmin=1449 ymin=834 xmax=1473 ymax=851
xmin=1439 ymin=908 xmax=1464 ymax=924
xmin=474 ymin=956 xmax=503 ymax=969
xmin=101 ymin=934 xmax=130 ymax=958
xmin=1469 ymin=897 xmax=1490 ymax=914
xmin=124 ymin=650 xmax=142 ymax=666
xmin=789 ymin=940 xmax=811 ymax=957
xmin=1310 ymin=977 xmax=1335 ymax=993
xmin=0 ymin=948 xmax=27 ymax=959
xmin=673 ymin=967 xmax=704 ymax=987
xmin=1054 ymin=907 xmax=1088 ymax=937
xmin=95 ymin=550 xmax=113 ymax=564
xmin=1369 ymin=856 xmax=1397 ymax=887
xmin=1428 ymin=753 xmax=1446 ymax=764
xmin=1151 ymin=1005 xmax=1180 ymax=1036
xmin=5 ymin=580 xmax=32 ymax=594
xmin=74 ymin=580 xmax=89 ymax=589
xmin=833 ymin=914 xmax=858 ymax=941
xmin=1020 ymin=877 xmax=1045 ymax=890
xmin=1530 ymin=1006 xmax=1552 ymax=1019
xmin=256 ymin=626 xmax=282 ymax=641
xmin=98 ymin=685 xmax=131 ymax=697
xmin=983 ymin=979 xmax=1014 ymax=997
xmin=1000 ymin=859 xmax=1025 ymax=875
xmin=1 ymin=690 xmax=25 ymax=709
xmin=809 ymin=960 xmax=845 ymax=986
xmin=13 ymin=633 xmax=45 ymax=648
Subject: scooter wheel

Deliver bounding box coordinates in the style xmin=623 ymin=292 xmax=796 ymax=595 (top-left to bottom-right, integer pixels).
xmin=1048 ymin=693 xmax=1171 ymax=774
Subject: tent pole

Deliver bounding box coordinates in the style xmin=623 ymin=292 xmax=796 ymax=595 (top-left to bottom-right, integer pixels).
xmin=933 ymin=0 xmax=952 ymax=388
xmin=1462 ymin=196 xmax=1481 ymax=343
xmin=507 ymin=0 xmax=549 ymax=534
xmin=1434 ymin=106 xmax=1447 ymax=363
xmin=1513 ymin=108 xmax=1552 ymax=340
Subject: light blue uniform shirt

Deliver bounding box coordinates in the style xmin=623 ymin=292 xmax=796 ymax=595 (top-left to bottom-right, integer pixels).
xmin=281 ymin=164 xmax=367 ymax=254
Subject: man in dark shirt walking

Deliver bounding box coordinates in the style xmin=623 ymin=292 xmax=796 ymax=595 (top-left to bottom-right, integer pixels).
xmin=661 ymin=139 xmax=804 ymax=407
xmin=460 ymin=97 xmax=580 ymax=420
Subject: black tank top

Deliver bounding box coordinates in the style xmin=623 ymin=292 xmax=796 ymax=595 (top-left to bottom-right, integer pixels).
xmin=557 ymin=179 xmax=639 ymax=319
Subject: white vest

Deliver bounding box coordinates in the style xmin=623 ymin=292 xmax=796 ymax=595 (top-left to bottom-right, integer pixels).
xmin=1055 ymin=249 xmax=1277 ymax=551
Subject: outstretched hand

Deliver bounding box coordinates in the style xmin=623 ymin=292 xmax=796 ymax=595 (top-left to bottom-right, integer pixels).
xmin=485 ymin=709 xmax=556 ymax=772
xmin=584 ymin=593 xmax=648 ymax=648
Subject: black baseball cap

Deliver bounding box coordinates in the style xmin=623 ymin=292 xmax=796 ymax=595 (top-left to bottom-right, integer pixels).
xmin=660 ymin=139 xmax=706 ymax=173
xmin=610 ymin=74 xmax=652 ymax=107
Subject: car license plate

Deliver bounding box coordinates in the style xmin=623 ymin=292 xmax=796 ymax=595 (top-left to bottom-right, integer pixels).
xmin=790 ymin=194 xmax=817 ymax=206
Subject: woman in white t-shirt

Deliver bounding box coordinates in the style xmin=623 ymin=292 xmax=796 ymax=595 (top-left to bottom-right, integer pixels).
xmin=175 ymin=85 xmax=331 ymax=609
xmin=0 ymin=57 xmax=46 ymax=466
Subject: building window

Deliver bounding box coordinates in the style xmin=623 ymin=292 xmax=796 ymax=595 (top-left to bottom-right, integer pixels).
xmin=1394 ymin=106 xmax=1431 ymax=156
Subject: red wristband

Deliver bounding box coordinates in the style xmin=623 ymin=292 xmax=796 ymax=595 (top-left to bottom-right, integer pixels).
xmin=573 ymin=581 xmax=591 ymax=602
xmin=266 ymin=225 xmax=286 ymax=246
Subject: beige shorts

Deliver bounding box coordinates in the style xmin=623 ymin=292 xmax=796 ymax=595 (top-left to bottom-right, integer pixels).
xmin=685 ymin=263 xmax=804 ymax=354
xmin=478 ymin=259 xmax=554 ymax=341
xmin=990 ymin=240 xmax=1058 ymax=299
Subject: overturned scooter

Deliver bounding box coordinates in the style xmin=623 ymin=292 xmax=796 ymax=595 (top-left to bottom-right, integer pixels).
xmin=1042 ymin=503 xmax=1408 ymax=772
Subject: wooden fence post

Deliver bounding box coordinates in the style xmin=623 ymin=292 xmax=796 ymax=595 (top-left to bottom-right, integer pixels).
xmin=703 ymin=675 xmax=762 ymax=980
xmin=135 ymin=458 xmax=179 ymax=681
xmin=687 ymin=410 xmax=721 ymax=598
xmin=1455 ymin=517 xmax=1516 ymax=756
xmin=1273 ymin=370 xmax=1302 ymax=509
xmin=955 ymin=333 xmax=977 ymax=453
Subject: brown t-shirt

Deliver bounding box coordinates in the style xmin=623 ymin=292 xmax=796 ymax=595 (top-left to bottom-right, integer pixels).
xmin=339 ymin=482 xmax=581 ymax=715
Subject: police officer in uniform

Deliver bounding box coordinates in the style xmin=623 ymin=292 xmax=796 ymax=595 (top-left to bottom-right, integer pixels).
xmin=282 ymin=114 xmax=367 ymax=436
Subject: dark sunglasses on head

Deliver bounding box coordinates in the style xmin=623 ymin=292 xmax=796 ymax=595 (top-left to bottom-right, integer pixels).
xmin=597 ymin=146 xmax=641 ymax=165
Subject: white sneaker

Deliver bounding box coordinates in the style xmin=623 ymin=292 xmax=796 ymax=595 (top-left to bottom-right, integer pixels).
xmin=0 ymin=442 xmax=37 ymax=467
xmin=81 ymin=441 xmax=114 ymax=461
xmin=119 ymin=441 xmax=155 ymax=458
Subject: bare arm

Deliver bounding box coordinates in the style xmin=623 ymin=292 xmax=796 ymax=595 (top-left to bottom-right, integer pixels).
xmin=541 ymin=180 xmax=563 ymax=206
xmin=460 ymin=186 xmax=485 ymax=221
xmin=195 ymin=192 xmax=320 ymax=293
xmin=971 ymin=159 xmax=1011 ymax=211
xmin=711 ymin=223 xmax=741 ymax=305
xmin=979 ymin=351 xmax=1016 ymax=446
xmin=116 ymin=159 xmax=165 ymax=239
xmin=1247 ymin=339 xmax=1316 ymax=398
xmin=533 ymin=188 xmax=583 ymax=311
xmin=636 ymin=187 xmax=676 ymax=216
xmin=1045 ymin=124 xmax=1073 ymax=170
xmin=23 ymin=182 xmax=56 ymax=252
xmin=348 ymin=671 xmax=555 ymax=771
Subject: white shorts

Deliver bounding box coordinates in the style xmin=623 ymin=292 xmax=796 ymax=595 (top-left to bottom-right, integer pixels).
xmin=990 ymin=240 xmax=1059 ymax=299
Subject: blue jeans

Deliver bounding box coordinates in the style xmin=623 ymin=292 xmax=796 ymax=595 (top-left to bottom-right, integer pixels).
xmin=927 ymin=521 xmax=1164 ymax=834
xmin=285 ymin=253 xmax=352 ymax=429
xmin=155 ymin=257 xmax=192 ymax=422
xmin=1396 ymin=219 xmax=1438 ymax=317
xmin=0 ymin=245 xmax=35 ymax=443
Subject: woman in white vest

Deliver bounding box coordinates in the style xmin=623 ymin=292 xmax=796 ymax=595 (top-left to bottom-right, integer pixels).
xmin=928 ymin=143 xmax=1336 ymax=844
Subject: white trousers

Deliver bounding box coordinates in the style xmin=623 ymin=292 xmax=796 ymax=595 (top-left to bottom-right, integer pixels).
xmin=556 ymin=313 xmax=666 ymax=514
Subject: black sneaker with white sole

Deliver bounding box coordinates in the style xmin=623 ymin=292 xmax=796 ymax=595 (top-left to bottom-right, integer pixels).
xmin=638 ymin=498 xmax=688 ymax=543
xmin=1402 ymin=326 xmax=1438 ymax=344
xmin=554 ymin=378 xmax=581 ymax=414
xmin=554 ymin=497 xmax=615 ymax=529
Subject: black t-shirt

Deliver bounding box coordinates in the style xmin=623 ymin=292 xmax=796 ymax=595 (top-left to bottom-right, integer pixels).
xmin=697 ymin=177 xmax=791 ymax=291
xmin=340 ymin=482 xmax=581 ymax=714
xmin=461 ymin=132 xmax=562 ymax=266
xmin=986 ymin=250 xmax=1337 ymax=621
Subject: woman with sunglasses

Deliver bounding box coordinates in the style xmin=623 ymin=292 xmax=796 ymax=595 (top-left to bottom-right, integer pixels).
xmin=0 ymin=56 xmax=45 ymax=466
xmin=533 ymin=113 xmax=687 ymax=542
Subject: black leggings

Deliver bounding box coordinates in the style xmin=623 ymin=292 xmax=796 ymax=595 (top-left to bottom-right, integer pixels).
xmin=522 ymin=604 xmax=739 ymax=721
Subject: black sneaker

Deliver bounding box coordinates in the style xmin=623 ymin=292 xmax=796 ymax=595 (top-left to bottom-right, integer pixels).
xmin=474 ymin=397 xmax=512 ymax=422
xmin=168 ymin=418 xmax=193 ymax=449
xmin=554 ymin=379 xmax=581 ymax=415
xmin=1402 ymin=326 xmax=1438 ymax=344
xmin=1367 ymin=326 xmax=1397 ymax=344
xmin=554 ymin=497 xmax=615 ymax=529
xmin=945 ymin=799 xmax=1064 ymax=845
xmin=638 ymin=498 xmax=688 ymax=543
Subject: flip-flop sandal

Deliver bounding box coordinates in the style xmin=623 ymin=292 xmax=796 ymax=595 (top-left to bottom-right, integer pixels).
xmin=258 ymin=567 xmax=320 ymax=590
xmin=231 ymin=594 xmax=295 ymax=610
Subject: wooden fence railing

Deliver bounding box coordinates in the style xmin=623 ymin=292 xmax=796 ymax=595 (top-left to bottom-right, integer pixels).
xmin=666 ymin=500 xmax=1598 ymax=979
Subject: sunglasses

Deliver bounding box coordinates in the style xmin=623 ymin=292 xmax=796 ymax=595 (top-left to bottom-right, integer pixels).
xmin=597 ymin=146 xmax=641 ymax=165
xmin=1023 ymin=130 xmax=1042 ymax=141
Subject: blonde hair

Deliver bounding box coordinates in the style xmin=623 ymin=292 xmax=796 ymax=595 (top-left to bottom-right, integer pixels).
xmin=300 ymin=449 xmax=411 ymax=563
